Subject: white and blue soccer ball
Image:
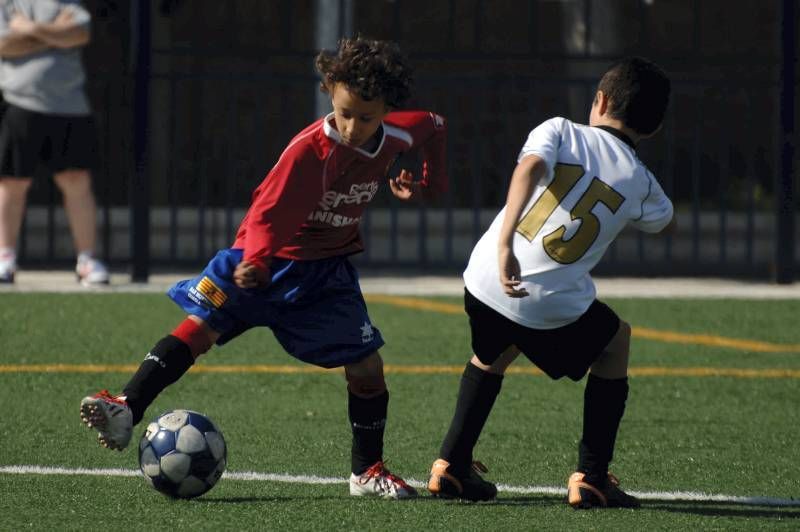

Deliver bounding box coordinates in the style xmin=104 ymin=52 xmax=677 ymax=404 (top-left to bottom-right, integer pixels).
xmin=138 ymin=409 xmax=227 ymax=499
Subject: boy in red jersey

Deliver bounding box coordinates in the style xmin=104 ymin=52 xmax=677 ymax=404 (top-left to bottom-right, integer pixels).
xmin=80 ymin=37 xmax=447 ymax=499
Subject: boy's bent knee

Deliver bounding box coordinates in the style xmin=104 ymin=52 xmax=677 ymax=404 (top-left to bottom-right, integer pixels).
xmin=604 ymin=320 xmax=631 ymax=355
xmin=171 ymin=317 xmax=218 ymax=358
xmin=592 ymin=321 xmax=631 ymax=379
xmin=471 ymin=346 xmax=519 ymax=375
xmin=618 ymin=320 xmax=631 ymax=340
xmin=346 ymin=374 xmax=387 ymax=398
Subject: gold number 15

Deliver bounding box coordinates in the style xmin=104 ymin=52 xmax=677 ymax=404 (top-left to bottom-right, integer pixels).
xmin=516 ymin=163 xmax=625 ymax=264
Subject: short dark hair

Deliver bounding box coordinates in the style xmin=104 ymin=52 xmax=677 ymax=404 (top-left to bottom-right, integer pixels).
xmin=597 ymin=57 xmax=670 ymax=136
xmin=315 ymin=37 xmax=413 ymax=109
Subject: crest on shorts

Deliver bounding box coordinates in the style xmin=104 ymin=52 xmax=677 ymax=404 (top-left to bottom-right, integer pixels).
xmin=360 ymin=321 xmax=374 ymax=344
xmin=195 ymin=276 xmax=227 ymax=308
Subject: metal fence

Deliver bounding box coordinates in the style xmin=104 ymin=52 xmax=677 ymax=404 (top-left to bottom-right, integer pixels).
xmin=16 ymin=0 xmax=798 ymax=282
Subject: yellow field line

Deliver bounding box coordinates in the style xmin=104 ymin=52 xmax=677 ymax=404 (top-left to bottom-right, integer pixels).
xmin=394 ymin=365 xmax=800 ymax=379
xmin=0 ymin=364 xmax=333 ymax=374
xmin=631 ymin=327 xmax=800 ymax=353
xmin=0 ymin=363 xmax=798 ymax=379
xmin=365 ymin=294 xmax=465 ymax=314
xmin=363 ymin=294 xmax=800 ymax=354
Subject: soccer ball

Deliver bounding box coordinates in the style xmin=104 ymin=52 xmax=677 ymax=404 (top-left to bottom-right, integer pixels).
xmin=138 ymin=409 xmax=227 ymax=498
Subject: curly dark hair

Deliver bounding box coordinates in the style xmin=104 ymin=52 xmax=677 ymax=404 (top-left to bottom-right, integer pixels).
xmin=315 ymin=37 xmax=413 ymax=109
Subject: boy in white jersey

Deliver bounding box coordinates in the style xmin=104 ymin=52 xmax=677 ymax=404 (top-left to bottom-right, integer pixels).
xmin=428 ymin=57 xmax=674 ymax=508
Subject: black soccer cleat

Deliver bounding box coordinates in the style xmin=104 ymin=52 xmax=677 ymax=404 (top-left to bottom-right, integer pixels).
xmin=567 ymin=472 xmax=640 ymax=509
xmin=428 ymin=459 xmax=497 ymax=502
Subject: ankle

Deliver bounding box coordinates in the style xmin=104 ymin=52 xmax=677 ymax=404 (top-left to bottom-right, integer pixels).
xmin=77 ymin=251 xmax=95 ymax=263
xmin=0 ymin=247 xmax=16 ymax=261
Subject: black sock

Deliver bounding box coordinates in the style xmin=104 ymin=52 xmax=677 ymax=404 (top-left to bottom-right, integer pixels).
xmin=578 ymin=374 xmax=629 ymax=487
xmin=122 ymin=335 xmax=195 ymax=425
xmin=348 ymin=390 xmax=389 ymax=475
xmin=439 ymin=363 xmax=503 ymax=476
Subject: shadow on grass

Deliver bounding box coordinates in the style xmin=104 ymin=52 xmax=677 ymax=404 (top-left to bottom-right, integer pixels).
xmin=430 ymin=495 xmax=800 ymax=519
xmin=395 ymin=495 xmax=567 ymax=507
xmin=197 ymin=494 xmax=800 ymax=518
xmin=486 ymin=495 xmax=566 ymax=507
xmin=198 ymin=495 xmax=342 ymax=504
xmin=644 ymin=499 xmax=800 ymax=519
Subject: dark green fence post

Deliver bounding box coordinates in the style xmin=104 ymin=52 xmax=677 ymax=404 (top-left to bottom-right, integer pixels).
xmin=130 ymin=0 xmax=151 ymax=282
xmin=776 ymin=0 xmax=796 ymax=284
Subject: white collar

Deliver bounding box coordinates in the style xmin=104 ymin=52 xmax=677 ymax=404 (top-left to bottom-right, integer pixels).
xmin=322 ymin=113 xmax=385 ymax=158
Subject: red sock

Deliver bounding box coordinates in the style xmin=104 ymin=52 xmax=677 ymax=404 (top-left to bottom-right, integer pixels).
xmin=171 ymin=318 xmax=213 ymax=358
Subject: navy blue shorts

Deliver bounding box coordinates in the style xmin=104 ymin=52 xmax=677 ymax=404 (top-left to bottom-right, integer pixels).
xmin=167 ymin=249 xmax=384 ymax=368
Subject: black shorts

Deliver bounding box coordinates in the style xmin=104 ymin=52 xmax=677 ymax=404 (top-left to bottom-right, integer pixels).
xmin=464 ymin=288 xmax=621 ymax=381
xmin=0 ymin=104 xmax=96 ymax=178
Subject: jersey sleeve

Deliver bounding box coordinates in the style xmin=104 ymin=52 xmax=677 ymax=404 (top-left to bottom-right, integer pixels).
xmin=63 ymin=1 xmax=92 ymax=28
xmin=629 ymin=171 xmax=674 ymax=233
xmin=242 ymin=144 xmax=326 ymax=270
xmin=0 ymin=4 xmax=12 ymax=37
xmin=384 ymin=111 xmax=448 ymax=195
xmin=517 ymin=117 xmax=565 ymax=170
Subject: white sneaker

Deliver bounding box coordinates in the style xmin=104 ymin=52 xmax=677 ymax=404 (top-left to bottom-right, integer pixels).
xmin=80 ymin=390 xmax=133 ymax=451
xmin=0 ymin=255 xmax=15 ymax=283
xmin=349 ymin=461 xmax=417 ymax=499
xmin=76 ymin=255 xmax=110 ymax=286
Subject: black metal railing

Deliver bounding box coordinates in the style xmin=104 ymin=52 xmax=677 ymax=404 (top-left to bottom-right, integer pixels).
xmin=14 ymin=0 xmax=797 ymax=282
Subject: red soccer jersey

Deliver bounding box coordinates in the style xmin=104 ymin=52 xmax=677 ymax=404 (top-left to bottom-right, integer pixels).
xmin=232 ymin=111 xmax=447 ymax=269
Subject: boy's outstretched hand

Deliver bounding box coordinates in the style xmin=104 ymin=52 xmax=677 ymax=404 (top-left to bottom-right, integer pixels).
xmin=498 ymin=246 xmax=529 ymax=298
xmin=388 ymin=169 xmax=421 ymax=200
xmin=234 ymin=260 xmax=269 ymax=289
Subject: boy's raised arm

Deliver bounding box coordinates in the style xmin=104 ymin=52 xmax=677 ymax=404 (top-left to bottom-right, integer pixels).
xmin=385 ymin=111 xmax=448 ymax=197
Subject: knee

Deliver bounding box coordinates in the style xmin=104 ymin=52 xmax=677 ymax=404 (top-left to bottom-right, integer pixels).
xmin=345 ymin=352 xmax=387 ymax=398
xmin=0 ymin=178 xmax=33 ymax=198
xmin=609 ymin=320 xmax=632 ymax=359
xmin=346 ymin=374 xmax=387 ymax=398
xmin=592 ymin=320 xmax=632 ymax=379
xmin=618 ymin=320 xmax=631 ymax=343
xmin=171 ymin=317 xmax=217 ymax=359
xmin=54 ymin=171 xmax=92 ymax=194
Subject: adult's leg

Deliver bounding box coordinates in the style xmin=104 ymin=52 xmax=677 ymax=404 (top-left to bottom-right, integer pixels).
xmin=53 ymin=169 xmax=97 ymax=255
xmin=0 ymin=176 xmax=33 ymax=250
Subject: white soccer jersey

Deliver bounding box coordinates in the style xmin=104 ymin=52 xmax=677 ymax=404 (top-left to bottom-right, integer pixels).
xmin=463 ymin=117 xmax=673 ymax=329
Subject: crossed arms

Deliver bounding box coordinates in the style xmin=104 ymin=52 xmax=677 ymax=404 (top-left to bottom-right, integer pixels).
xmin=0 ymin=6 xmax=89 ymax=58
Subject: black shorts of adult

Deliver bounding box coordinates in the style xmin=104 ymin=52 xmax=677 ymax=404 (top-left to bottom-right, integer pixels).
xmin=464 ymin=288 xmax=621 ymax=381
xmin=0 ymin=104 xmax=97 ymax=178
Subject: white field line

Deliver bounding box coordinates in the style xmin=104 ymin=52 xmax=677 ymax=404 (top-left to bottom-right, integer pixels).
xmin=1 ymin=465 xmax=798 ymax=508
